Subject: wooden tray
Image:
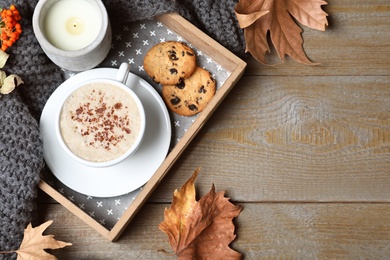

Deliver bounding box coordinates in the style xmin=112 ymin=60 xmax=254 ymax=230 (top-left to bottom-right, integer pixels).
xmin=39 ymin=13 xmax=246 ymax=241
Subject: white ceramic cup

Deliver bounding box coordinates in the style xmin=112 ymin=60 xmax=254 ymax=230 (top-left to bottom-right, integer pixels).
xmin=32 ymin=0 xmax=111 ymax=71
xmin=56 ymin=63 xmax=146 ymax=168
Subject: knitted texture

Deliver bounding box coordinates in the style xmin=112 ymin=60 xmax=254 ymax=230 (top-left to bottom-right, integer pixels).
xmin=103 ymin=0 xmax=245 ymax=57
xmin=0 ymin=93 xmax=43 ymax=260
xmin=0 ymin=0 xmax=244 ymax=257
xmin=175 ymin=0 xmax=246 ymax=56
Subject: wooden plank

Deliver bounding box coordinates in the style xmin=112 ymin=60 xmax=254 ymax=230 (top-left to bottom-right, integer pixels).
xmin=149 ymin=75 xmax=390 ymax=202
xmin=237 ymin=203 xmax=390 ymax=259
xmin=244 ymin=0 xmax=390 ymax=76
xmin=38 ymin=203 xmax=390 ymax=259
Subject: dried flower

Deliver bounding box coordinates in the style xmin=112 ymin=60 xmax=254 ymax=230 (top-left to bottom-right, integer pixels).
xmin=0 ymin=49 xmax=9 ymax=68
xmin=0 ymin=48 xmax=23 ymax=96
xmin=0 ymin=71 xmax=23 ymax=94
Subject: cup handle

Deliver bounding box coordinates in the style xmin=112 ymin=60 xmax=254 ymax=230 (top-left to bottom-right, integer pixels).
xmin=116 ymin=63 xmax=131 ymax=84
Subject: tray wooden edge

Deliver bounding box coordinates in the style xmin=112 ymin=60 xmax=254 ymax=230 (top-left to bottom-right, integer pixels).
xmin=39 ymin=12 xmax=247 ymax=242
xmin=39 ymin=180 xmax=110 ymax=238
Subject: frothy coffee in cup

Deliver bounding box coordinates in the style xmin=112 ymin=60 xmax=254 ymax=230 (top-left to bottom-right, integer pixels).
xmin=59 ymin=81 xmax=142 ymax=163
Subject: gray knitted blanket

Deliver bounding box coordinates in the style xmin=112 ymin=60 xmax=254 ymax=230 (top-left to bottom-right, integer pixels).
xmin=0 ymin=0 xmax=244 ymax=257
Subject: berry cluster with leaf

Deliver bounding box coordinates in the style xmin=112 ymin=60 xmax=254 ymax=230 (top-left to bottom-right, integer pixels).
xmin=0 ymin=4 xmax=22 ymax=51
xmin=0 ymin=4 xmax=23 ymax=96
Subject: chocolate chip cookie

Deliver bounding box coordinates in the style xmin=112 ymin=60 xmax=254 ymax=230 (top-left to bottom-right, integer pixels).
xmin=162 ymin=67 xmax=216 ymax=116
xmin=143 ymin=41 xmax=197 ymax=85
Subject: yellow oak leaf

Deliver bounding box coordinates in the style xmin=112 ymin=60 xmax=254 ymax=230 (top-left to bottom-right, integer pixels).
xmin=159 ymin=168 xmax=243 ymax=259
xmin=235 ymin=0 xmax=329 ymax=65
xmin=16 ymin=220 xmax=72 ymax=260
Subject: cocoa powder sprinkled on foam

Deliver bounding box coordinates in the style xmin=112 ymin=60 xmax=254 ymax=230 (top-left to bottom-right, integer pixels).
xmin=70 ymin=90 xmax=131 ymax=151
xmin=60 ymin=82 xmax=141 ymax=162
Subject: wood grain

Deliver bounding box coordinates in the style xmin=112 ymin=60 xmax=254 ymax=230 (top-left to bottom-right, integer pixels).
xmin=39 ymin=203 xmax=390 ymax=259
xmin=150 ymin=76 xmax=390 ymax=202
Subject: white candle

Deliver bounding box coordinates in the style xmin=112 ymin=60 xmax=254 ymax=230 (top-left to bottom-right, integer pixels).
xmin=44 ymin=0 xmax=102 ymax=51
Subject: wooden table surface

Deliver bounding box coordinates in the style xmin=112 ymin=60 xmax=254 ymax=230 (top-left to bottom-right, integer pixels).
xmin=37 ymin=1 xmax=390 ymax=259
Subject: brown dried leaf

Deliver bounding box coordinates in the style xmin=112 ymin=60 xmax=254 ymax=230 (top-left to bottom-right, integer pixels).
xmin=16 ymin=220 xmax=72 ymax=260
xmin=159 ymin=168 xmax=243 ymax=259
xmin=235 ymin=0 xmax=328 ymax=64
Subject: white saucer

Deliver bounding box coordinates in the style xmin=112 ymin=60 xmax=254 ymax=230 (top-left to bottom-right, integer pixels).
xmin=40 ymin=68 xmax=171 ymax=197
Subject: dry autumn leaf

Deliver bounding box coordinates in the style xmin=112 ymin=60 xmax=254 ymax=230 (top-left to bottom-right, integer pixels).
xmin=0 ymin=50 xmax=9 ymax=68
xmin=16 ymin=220 xmax=72 ymax=260
xmin=159 ymin=168 xmax=243 ymax=259
xmin=0 ymin=72 xmax=23 ymax=94
xmin=0 ymin=49 xmax=23 ymax=95
xmin=235 ymin=0 xmax=329 ymax=64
